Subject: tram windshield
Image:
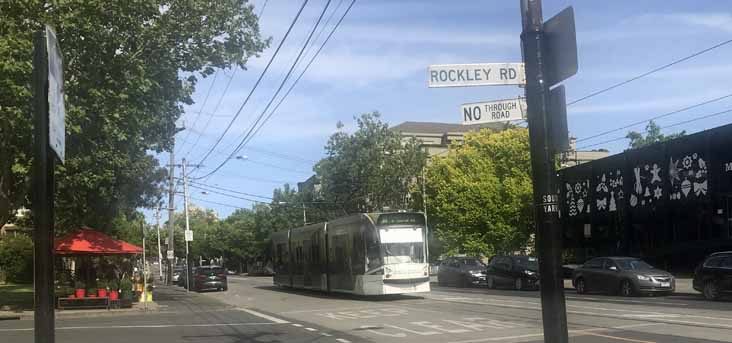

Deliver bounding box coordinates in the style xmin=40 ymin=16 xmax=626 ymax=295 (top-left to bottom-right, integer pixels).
xmin=379 ymin=227 xmax=425 ymax=264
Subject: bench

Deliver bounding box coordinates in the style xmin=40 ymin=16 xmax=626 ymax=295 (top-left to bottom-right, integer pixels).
xmin=57 ymin=297 xmax=110 ymax=310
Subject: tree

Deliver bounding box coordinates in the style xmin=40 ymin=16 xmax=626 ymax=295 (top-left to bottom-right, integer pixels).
xmin=315 ymin=112 xmax=428 ymax=214
xmin=0 ymin=1 xmax=268 ymax=231
xmin=0 ymin=234 xmax=34 ymax=283
xmin=626 ymin=120 xmax=685 ymax=149
xmin=425 ymin=128 xmax=533 ymax=257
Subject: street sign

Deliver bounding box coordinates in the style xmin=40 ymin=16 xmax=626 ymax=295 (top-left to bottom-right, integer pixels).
xmin=184 ymin=230 xmax=193 ymax=242
xmin=428 ymin=63 xmax=526 ymax=88
xmin=167 ymin=250 xmax=174 ymax=259
xmin=461 ymin=98 xmax=527 ymax=125
xmin=548 ymin=85 xmax=569 ymax=152
xmin=46 ymin=26 xmax=65 ymax=163
xmin=543 ymin=7 xmax=578 ymax=87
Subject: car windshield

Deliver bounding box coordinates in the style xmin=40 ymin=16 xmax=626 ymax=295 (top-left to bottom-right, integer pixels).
xmin=514 ymin=257 xmax=539 ymax=271
xmin=461 ymin=259 xmax=485 ymax=267
xmin=615 ymin=259 xmax=654 ymax=271
xmin=380 ymin=227 xmax=425 ymax=264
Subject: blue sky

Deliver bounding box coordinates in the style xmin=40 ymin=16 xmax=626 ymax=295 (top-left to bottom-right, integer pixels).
xmin=149 ymin=0 xmax=732 ymax=222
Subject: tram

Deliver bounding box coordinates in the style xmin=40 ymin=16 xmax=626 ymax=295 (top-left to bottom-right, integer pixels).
xmin=271 ymin=212 xmax=430 ymax=295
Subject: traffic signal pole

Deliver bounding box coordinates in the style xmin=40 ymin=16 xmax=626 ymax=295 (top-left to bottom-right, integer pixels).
xmin=520 ymin=1 xmax=569 ymax=342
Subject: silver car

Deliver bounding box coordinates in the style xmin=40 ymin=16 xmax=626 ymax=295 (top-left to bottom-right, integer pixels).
xmin=573 ymin=257 xmax=674 ymax=297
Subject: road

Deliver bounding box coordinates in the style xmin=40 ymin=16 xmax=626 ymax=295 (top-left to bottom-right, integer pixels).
xmin=202 ymin=275 xmax=732 ymax=343
xmin=2 ymin=276 xmax=732 ymax=342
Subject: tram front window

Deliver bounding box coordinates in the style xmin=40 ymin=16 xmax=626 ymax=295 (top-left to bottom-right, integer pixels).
xmin=379 ymin=227 xmax=425 ymax=264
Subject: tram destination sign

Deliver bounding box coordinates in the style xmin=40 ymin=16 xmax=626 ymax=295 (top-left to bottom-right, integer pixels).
xmin=428 ymin=63 xmax=525 ymax=88
xmin=461 ymin=98 xmax=527 ymax=125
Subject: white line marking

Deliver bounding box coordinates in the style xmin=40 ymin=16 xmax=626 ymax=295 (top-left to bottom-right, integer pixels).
xmin=447 ymin=323 xmax=663 ymax=343
xmin=305 ymin=327 xmax=317 ymax=331
xmin=292 ymin=323 xmax=303 ymax=327
xmin=238 ymin=308 xmax=290 ymax=324
xmin=335 ymin=339 xmax=351 ymax=343
xmin=0 ymin=322 xmax=278 ymax=332
xmin=321 ymin=333 xmax=333 ymax=337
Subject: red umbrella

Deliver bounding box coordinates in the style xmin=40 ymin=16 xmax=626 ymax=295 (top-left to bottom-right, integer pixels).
xmin=54 ymin=227 xmax=143 ymax=255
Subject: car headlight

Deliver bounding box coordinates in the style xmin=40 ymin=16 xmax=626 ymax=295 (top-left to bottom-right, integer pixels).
xmin=469 ymin=270 xmax=483 ymax=275
xmin=637 ymin=275 xmax=650 ymax=281
xmin=524 ymin=270 xmax=536 ymax=276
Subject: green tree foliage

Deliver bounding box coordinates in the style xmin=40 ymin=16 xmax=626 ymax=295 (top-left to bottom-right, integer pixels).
xmin=425 ymin=128 xmax=533 ymax=257
xmin=315 ymin=112 xmax=428 ymax=213
xmin=626 ymin=120 xmax=686 ymax=149
xmin=0 ymin=1 xmax=268 ymax=231
xmin=0 ymin=234 xmax=34 ymax=283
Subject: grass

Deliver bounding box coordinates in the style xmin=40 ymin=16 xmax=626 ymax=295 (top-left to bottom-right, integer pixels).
xmin=0 ymin=283 xmax=34 ymax=311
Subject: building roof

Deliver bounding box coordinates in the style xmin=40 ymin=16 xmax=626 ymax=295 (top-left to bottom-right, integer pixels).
xmin=391 ymin=121 xmax=504 ymax=134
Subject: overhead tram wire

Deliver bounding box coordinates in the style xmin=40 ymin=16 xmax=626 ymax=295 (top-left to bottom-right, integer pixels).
xmin=577 ymin=107 xmax=732 ymax=150
xmin=567 ymin=39 xmax=732 ymax=107
xmin=258 ymin=0 xmax=269 ymax=17
xmin=178 ymin=70 xmax=220 ymax=154
xmin=235 ymin=0 xmax=357 ymax=156
xmin=190 ymin=0 xmax=311 ymax=174
xmin=186 ymin=195 xmax=252 ymax=210
xmin=188 ymin=184 xmax=269 ymax=203
xmin=193 ymin=0 xmax=336 ymax=180
xmin=188 ymin=180 xmax=274 ymax=200
xmin=575 ymin=92 xmax=732 ymax=143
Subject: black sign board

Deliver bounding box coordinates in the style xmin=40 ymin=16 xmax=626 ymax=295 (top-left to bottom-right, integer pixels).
xmin=548 ymin=85 xmax=569 ymax=152
xmin=543 ymin=6 xmax=578 ymax=87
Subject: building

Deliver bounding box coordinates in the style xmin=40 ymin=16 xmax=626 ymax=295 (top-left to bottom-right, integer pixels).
xmin=391 ymin=121 xmax=504 ymax=157
xmin=560 ymin=137 xmax=610 ymax=167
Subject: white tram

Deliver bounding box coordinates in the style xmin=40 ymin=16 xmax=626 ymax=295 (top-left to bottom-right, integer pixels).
xmin=271 ymin=212 xmax=430 ymax=295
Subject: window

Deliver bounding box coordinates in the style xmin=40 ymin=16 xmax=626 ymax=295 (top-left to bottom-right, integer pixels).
xmin=603 ymin=260 xmax=617 ymax=270
xmin=584 ymin=258 xmax=602 ymax=269
xmin=704 ymin=256 xmax=725 ymax=268
xmin=721 ymin=257 xmax=732 ymax=268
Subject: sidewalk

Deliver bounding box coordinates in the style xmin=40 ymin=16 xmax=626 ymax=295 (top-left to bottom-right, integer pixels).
xmin=0 ymin=295 xmax=161 ymax=321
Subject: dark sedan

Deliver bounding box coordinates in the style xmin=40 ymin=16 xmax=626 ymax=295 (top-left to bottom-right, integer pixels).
xmin=486 ymin=255 xmax=540 ymax=290
xmin=573 ymin=257 xmax=674 ymax=297
xmin=191 ymin=266 xmax=228 ymax=292
xmin=436 ymin=257 xmax=487 ymax=287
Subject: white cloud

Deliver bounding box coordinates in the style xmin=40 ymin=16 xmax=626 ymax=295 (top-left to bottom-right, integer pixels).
xmin=663 ymin=12 xmax=732 ymax=32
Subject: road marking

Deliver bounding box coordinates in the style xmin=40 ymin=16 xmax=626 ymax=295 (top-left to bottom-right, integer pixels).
xmin=447 ymin=323 xmax=663 ymax=343
xmin=0 ymin=322 xmax=279 ymax=332
xmin=582 ymin=332 xmax=656 ymax=343
xmin=291 ymin=323 xmax=303 ymax=327
xmin=566 ymin=296 xmax=688 ymax=306
xmin=321 ymin=333 xmax=333 ymax=337
xmin=305 ymin=327 xmax=317 ymax=331
xmin=238 ymin=308 xmax=290 ymax=324
xmin=335 ymin=339 xmax=351 ymax=343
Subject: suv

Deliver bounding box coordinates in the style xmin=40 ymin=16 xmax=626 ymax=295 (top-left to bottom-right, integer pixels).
xmin=437 ymin=257 xmax=487 ymax=287
xmin=191 ymin=266 xmax=228 ymax=292
xmin=486 ymin=255 xmax=539 ymax=290
xmin=693 ymin=252 xmax=732 ymax=300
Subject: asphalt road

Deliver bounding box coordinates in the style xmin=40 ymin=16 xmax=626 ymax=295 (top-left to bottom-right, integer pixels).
xmin=2 ymin=277 xmax=732 ymax=342
xmin=202 ymin=275 xmax=732 ymax=343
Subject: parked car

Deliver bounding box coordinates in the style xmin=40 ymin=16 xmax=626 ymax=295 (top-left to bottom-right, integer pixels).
xmin=437 ymin=257 xmax=487 ymax=287
xmin=429 ymin=260 xmax=442 ymax=275
xmin=191 ymin=265 xmax=228 ymax=292
xmin=172 ymin=267 xmax=182 ymax=284
xmin=486 ymin=255 xmax=540 ymax=290
xmin=693 ymin=251 xmax=732 ymax=300
xmin=573 ymin=257 xmax=674 ymax=297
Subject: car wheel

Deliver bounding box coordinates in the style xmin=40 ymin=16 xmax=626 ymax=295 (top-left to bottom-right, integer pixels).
xmin=575 ymin=278 xmax=586 ymax=294
xmin=620 ymin=279 xmax=634 ymax=297
xmin=515 ymin=278 xmax=524 ymax=291
xmin=487 ymin=276 xmax=495 ymax=289
xmin=703 ymin=280 xmax=721 ymax=300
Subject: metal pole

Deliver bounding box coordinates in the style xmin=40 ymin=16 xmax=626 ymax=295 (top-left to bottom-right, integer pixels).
xmin=183 ymin=158 xmax=191 ymax=292
xmin=520 ymin=1 xmax=568 ymax=342
xmin=155 ymin=204 xmax=163 ymax=280
xmin=302 ymin=203 xmax=307 ymax=226
xmin=31 ymin=29 xmax=55 ymax=343
xmin=141 ymin=221 xmax=147 ymax=309
xmin=166 ymin=146 xmax=175 ymax=285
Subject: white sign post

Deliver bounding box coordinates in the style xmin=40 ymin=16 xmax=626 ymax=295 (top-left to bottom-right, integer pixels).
xmin=46 ymin=26 xmax=65 ymax=163
xmin=184 ymin=230 xmax=193 ymax=242
xmin=428 ymin=63 xmax=526 ymax=88
xmin=461 ymin=98 xmax=527 ymax=125
xmin=167 ymin=250 xmax=174 ymax=259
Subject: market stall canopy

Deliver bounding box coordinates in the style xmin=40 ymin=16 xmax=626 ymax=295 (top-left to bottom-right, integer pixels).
xmin=54 ymin=227 xmax=143 ymax=255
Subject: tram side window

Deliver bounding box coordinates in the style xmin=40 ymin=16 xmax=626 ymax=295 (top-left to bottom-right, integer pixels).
xmin=352 ymin=231 xmax=365 ymax=274
xmin=275 ymin=243 xmax=288 ymax=273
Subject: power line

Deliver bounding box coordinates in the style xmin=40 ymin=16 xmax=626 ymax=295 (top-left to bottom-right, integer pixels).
xmin=178 ymin=70 xmax=220 ymax=153
xmin=577 ymin=107 xmax=732 ymax=150
xmin=186 ymin=195 xmax=253 ymax=209
xmin=242 ymin=146 xmax=320 ymax=164
xmin=576 ymin=92 xmax=732 ymax=143
xmin=193 ymin=0 xmax=335 ymax=180
xmin=236 ymin=0 xmax=357 ymax=155
xmin=191 ymin=0 xmax=310 ymax=172
xmin=189 ymin=181 xmax=273 ymax=200
xmin=258 ymin=0 xmax=269 ymax=17
xmin=188 ymin=183 xmax=269 ymax=203
xmin=247 ymin=158 xmax=313 ymax=175
xmin=568 ymin=39 xmax=732 ymax=107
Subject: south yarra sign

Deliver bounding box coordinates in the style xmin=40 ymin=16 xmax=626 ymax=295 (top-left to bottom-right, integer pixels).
xmin=428 ymin=63 xmax=526 ymax=88
xmin=461 ymin=98 xmax=527 ymax=125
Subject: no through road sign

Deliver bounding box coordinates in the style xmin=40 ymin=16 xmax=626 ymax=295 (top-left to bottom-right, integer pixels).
xmin=428 ymin=63 xmax=525 ymax=88
xmin=461 ymin=98 xmax=527 ymax=125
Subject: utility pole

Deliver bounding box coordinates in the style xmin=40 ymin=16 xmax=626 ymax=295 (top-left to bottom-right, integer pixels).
xmin=155 ymin=204 xmax=163 ymax=280
xmin=520 ymin=0 xmax=571 ymax=342
xmin=141 ymin=221 xmax=147 ymax=309
xmin=182 ymin=158 xmax=192 ymax=292
xmin=166 ymin=146 xmax=175 ymax=285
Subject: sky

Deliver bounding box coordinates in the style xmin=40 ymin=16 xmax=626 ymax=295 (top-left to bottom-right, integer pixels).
xmin=148 ymin=0 xmax=732 ymax=223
